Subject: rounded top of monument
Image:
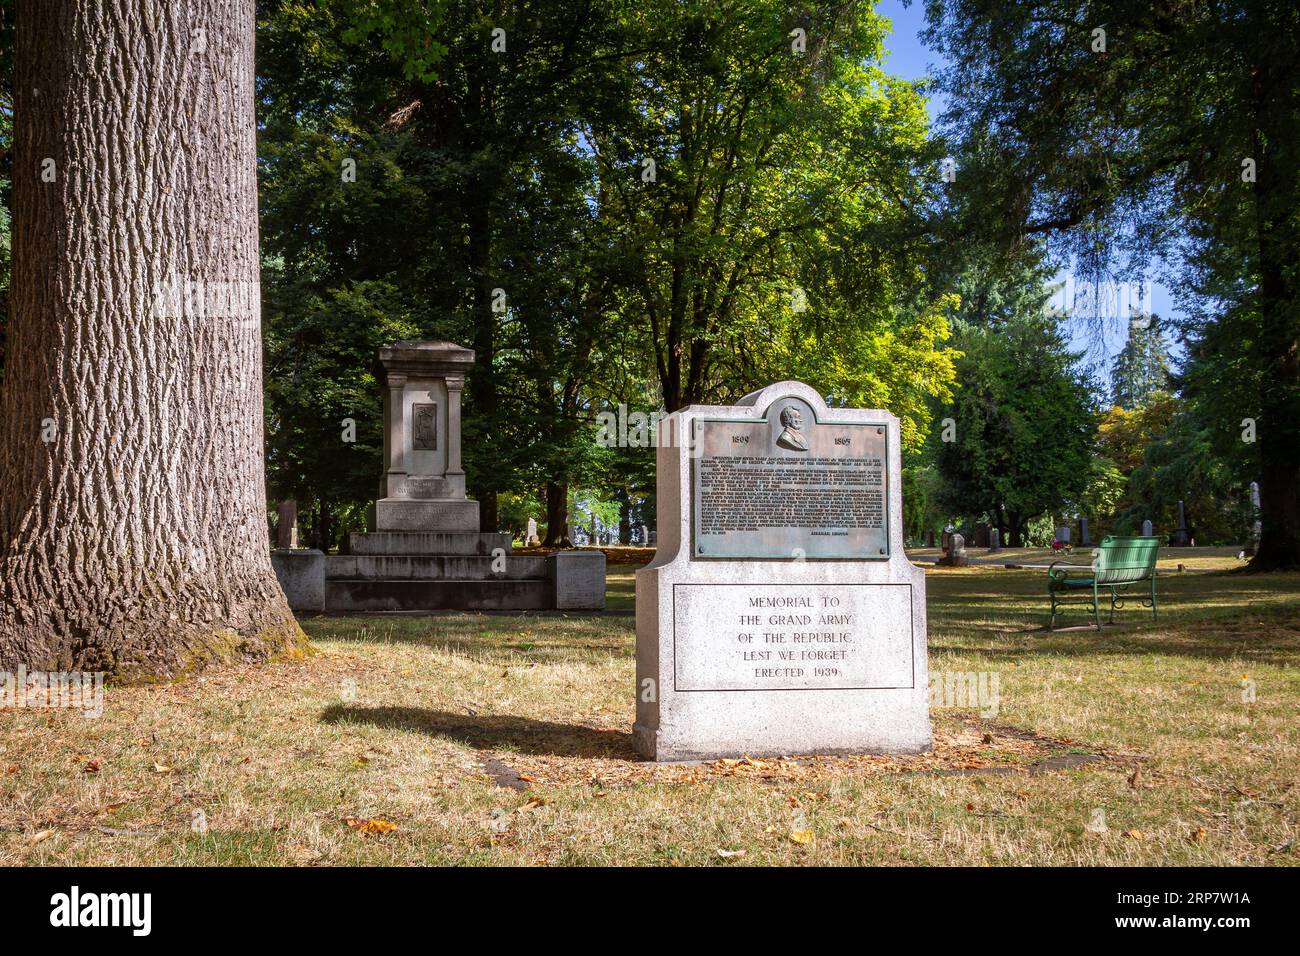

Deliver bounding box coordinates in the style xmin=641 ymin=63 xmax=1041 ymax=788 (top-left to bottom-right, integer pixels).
xmin=376 ymin=340 xmax=475 ymax=376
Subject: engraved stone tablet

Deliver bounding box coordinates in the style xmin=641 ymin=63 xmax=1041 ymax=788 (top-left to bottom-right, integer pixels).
xmin=692 ymin=398 xmax=888 ymax=559
xmin=672 ymin=582 xmax=914 ymax=692
xmin=412 ymin=402 xmax=438 ymax=450
xmin=634 ymin=380 xmax=930 ymax=761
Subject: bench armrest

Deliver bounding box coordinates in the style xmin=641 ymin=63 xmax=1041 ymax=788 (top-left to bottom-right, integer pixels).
xmin=1047 ymin=560 xmax=1094 ymax=582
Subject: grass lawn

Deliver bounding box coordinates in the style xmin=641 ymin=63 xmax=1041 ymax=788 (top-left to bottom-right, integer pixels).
xmin=3 ymin=557 xmax=1298 ymax=866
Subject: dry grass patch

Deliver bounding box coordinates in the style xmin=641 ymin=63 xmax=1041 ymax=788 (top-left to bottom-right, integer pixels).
xmin=2 ymin=566 xmax=1298 ymax=866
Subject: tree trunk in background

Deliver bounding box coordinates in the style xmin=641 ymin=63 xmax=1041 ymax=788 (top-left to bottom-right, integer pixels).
xmin=616 ymin=488 xmax=632 ymax=546
xmin=0 ymin=0 xmax=303 ymax=678
xmin=1007 ymin=513 xmax=1023 ymax=548
xmin=467 ymin=188 xmax=499 ymax=534
xmin=543 ymin=481 xmax=568 ymax=547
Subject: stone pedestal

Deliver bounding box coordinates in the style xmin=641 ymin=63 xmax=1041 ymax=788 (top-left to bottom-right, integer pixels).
xmin=271 ymin=549 xmax=325 ymax=612
xmin=271 ymin=340 xmax=603 ymax=612
xmin=372 ymin=340 xmax=477 ymax=532
xmin=634 ymin=381 xmax=930 ymax=761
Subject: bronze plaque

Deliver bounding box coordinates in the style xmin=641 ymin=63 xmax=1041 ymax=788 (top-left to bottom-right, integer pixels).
xmin=691 ymin=398 xmax=889 ymax=559
xmin=412 ymin=402 xmax=438 ymax=450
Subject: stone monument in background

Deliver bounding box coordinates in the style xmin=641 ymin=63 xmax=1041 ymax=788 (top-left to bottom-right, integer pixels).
xmin=272 ymin=341 xmax=604 ymax=612
xmin=1170 ymin=499 xmax=1192 ymax=547
xmin=276 ymin=498 xmax=298 ymax=549
xmin=635 ymin=381 xmax=930 ymax=760
xmin=938 ymin=532 xmax=968 ymax=567
xmin=371 ymin=341 xmax=477 ymax=532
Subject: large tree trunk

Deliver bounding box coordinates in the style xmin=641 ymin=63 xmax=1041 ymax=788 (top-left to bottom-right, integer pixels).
xmin=1246 ymin=52 xmax=1300 ymax=572
xmin=0 ymin=0 xmax=304 ymax=678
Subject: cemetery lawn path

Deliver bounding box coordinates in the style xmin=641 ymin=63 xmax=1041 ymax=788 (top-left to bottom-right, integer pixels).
xmin=3 ymin=557 xmax=1299 ymax=865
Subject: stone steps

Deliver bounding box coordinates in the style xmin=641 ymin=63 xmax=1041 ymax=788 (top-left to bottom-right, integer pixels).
xmin=326 ymin=555 xmax=547 ymax=581
xmin=348 ymin=532 xmax=511 ymax=556
xmin=324 ymin=578 xmax=550 ymax=612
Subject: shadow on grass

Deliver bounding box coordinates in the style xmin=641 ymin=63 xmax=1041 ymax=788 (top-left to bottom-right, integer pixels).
xmin=301 ymin=616 xmax=632 ymax=664
xmin=930 ymin=607 xmax=1300 ymax=667
xmin=321 ymin=704 xmax=636 ymax=758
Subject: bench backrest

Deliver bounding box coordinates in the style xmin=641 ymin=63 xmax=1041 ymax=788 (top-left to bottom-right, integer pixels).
xmin=1093 ymin=536 xmax=1160 ymax=584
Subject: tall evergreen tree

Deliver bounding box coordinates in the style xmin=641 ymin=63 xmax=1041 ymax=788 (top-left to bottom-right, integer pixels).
xmin=1110 ymin=314 xmax=1171 ymax=408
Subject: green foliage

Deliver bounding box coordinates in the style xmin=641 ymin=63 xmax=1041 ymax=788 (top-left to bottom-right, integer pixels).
xmin=329 ymin=0 xmax=450 ymax=81
xmin=1080 ymin=455 xmax=1126 ymax=525
xmin=262 ymin=278 xmax=422 ymax=544
xmin=1022 ymin=513 xmax=1056 ymax=549
xmin=935 ymin=311 xmax=1097 ymax=544
xmin=902 ymin=464 xmax=943 ymax=543
xmin=255 ymin=0 xmax=964 ymax=537
xmin=1121 ymin=409 xmax=1253 ymax=544
xmin=592 ymin=0 xmax=957 ymax=445
xmin=925 ymin=0 xmax=1300 ymax=567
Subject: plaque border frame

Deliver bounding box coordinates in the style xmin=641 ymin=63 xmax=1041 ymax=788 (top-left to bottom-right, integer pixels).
xmin=411 ymin=401 xmax=439 ymax=451
xmin=689 ymin=404 xmax=891 ymax=561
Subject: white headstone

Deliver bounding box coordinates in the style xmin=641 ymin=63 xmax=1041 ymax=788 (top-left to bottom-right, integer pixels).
xmin=1142 ymin=519 xmax=1153 ymax=537
xmin=1056 ymin=526 xmax=1071 ymax=545
xmin=635 ymin=381 xmax=930 ymax=760
xmin=525 ymin=517 xmax=540 ymax=547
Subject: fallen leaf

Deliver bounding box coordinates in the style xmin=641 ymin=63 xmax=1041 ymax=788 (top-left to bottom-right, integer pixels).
xmin=789 ymin=829 xmax=815 ymax=846
xmin=83 ymin=758 xmax=101 ymax=774
xmin=1189 ymin=826 xmax=1208 ymax=843
xmin=4 ymin=764 xmax=17 ymax=774
xmin=28 ymin=829 xmax=55 ymax=845
xmin=515 ymin=796 xmax=546 ymax=813
xmin=152 ymin=762 xmax=173 ymax=774
xmin=716 ymin=848 xmax=746 ymax=859
xmin=344 ymin=817 xmax=398 ymax=835
xmin=1127 ymin=767 xmax=1141 ymax=788
xmin=1126 ymin=829 xmax=1143 ymax=840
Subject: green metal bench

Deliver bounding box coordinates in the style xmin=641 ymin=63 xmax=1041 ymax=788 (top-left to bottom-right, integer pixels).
xmin=1047 ymin=535 xmax=1160 ymax=630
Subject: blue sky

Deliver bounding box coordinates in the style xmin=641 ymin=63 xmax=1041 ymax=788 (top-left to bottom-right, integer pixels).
xmin=874 ymin=0 xmax=1181 ymax=381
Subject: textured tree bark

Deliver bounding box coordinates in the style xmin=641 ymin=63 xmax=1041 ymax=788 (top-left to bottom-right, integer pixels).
xmin=0 ymin=0 xmax=305 ymax=678
xmin=1245 ymin=55 xmax=1300 ymax=572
